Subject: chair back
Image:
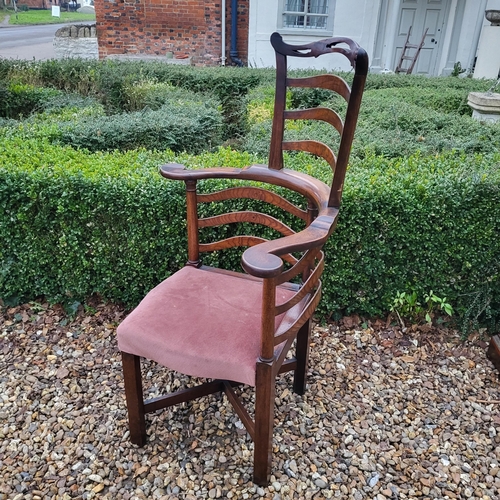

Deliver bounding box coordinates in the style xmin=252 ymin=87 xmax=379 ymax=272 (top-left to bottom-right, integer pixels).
xmin=160 ymin=34 xmax=368 ymax=360
xmin=269 ymin=32 xmax=368 ymax=207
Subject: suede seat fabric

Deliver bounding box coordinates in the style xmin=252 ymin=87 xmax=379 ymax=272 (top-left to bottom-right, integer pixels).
xmin=117 ymin=266 xmax=297 ymax=386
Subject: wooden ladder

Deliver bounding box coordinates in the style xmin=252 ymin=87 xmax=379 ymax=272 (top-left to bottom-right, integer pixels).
xmin=395 ymin=26 xmax=428 ymax=75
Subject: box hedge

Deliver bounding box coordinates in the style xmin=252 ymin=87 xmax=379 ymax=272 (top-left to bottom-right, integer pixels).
xmin=0 ymin=59 xmax=264 ymax=138
xmin=1 ymin=60 xmax=499 ymax=331
xmin=0 ymin=86 xmax=223 ymax=154
xmin=1 ymin=140 xmax=498 ymax=332
xmin=57 ymin=95 xmax=223 ymax=154
xmin=244 ymin=84 xmax=500 ymax=160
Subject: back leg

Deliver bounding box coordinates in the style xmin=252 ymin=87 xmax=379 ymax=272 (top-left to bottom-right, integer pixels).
xmin=293 ymin=319 xmax=311 ymax=395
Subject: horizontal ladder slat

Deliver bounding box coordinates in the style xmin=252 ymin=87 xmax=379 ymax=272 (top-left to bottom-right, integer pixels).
xmin=285 ymin=107 xmax=344 ymax=135
xmin=282 ymin=140 xmax=336 ymax=172
xmin=199 ymin=211 xmax=295 ymax=236
xmin=199 ymin=236 xmax=267 ymax=252
xmin=287 ymin=74 xmax=351 ymax=101
xmin=197 ymin=187 xmax=308 ymax=221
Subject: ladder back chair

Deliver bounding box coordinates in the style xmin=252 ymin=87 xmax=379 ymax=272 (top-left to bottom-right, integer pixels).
xmin=117 ymin=32 xmax=368 ymax=486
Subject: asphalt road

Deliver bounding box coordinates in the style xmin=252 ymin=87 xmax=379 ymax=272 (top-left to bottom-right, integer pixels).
xmin=0 ymin=23 xmax=68 ymax=60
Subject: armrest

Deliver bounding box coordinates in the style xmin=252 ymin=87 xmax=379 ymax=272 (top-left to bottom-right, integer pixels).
xmin=160 ymin=162 xmax=336 ymax=279
xmin=241 ymin=210 xmax=338 ymax=278
xmin=160 ymin=163 xmax=243 ymax=180
xmin=160 ymin=163 xmax=331 ymax=208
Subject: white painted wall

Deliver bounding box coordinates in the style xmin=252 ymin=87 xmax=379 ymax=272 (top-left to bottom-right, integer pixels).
xmin=248 ymin=0 xmax=379 ymax=71
xmin=248 ymin=0 xmax=484 ymax=76
xmin=455 ymin=0 xmax=488 ymax=73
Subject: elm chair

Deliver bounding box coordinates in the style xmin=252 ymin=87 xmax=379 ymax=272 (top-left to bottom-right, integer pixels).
xmin=117 ymin=32 xmax=368 ymax=486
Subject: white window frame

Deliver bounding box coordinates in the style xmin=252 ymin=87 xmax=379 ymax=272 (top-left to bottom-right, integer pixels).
xmin=279 ymin=0 xmax=335 ymax=36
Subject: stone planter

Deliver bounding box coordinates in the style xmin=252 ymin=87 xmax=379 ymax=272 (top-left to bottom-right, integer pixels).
xmin=468 ymin=91 xmax=500 ymax=123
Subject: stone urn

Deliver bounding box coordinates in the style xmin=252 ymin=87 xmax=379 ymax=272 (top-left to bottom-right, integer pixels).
xmin=468 ymin=91 xmax=500 ymax=123
xmin=485 ymin=10 xmax=500 ymax=25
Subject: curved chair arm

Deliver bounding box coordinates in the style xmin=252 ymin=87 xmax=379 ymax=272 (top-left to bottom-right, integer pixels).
xmin=160 ymin=163 xmax=331 ymax=211
xmin=241 ymin=210 xmax=337 ymax=278
xmin=160 ymin=162 xmax=336 ymax=279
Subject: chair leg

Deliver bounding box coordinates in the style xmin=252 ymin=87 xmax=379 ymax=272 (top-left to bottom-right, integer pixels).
xmin=121 ymin=351 xmax=147 ymax=446
xmin=293 ymin=319 xmax=311 ymax=395
xmin=487 ymin=335 xmax=500 ymax=375
xmin=253 ymin=360 xmax=275 ymax=486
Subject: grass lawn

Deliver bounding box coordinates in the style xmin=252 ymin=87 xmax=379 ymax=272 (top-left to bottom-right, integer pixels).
xmin=8 ymin=8 xmax=95 ymax=25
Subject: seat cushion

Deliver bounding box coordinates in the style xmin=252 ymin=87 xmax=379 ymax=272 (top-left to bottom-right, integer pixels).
xmin=117 ymin=266 xmax=298 ymax=386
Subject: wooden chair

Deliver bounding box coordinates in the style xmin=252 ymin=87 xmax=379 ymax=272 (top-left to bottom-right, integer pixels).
xmin=117 ymin=32 xmax=368 ymax=486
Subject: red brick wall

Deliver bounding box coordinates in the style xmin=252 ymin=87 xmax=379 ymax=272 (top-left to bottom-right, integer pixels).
xmin=94 ymin=0 xmax=249 ymax=66
xmin=18 ymin=0 xmax=46 ymax=8
xmin=20 ymin=1 xmax=80 ymax=9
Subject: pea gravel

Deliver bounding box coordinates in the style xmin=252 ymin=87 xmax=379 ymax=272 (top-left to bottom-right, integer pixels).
xmin=1 ymin=301 xmax=500 ymax=500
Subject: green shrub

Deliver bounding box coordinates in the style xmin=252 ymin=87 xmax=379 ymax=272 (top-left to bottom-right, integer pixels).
xmin=57 ymin=97 xmax=223 ymax=153
xmin=1 ymin=142 xmax=499 ymax=332
xmin=370 ymin=87 xmax=472 ymax=115
xmin=0 ymin=82 xmax=99 ymax=122
xmin=324 ymin=151 xmax=500 ymax=326
xmin=0 ymin=59 xmax=265 ymax=138
xmin=363 ymin=73 xmax=494 ymax=93
xmin=0 ymin=83 xmax=63 ymax=119
xmin=1 ymin=58 xmax=494 ymax=144
xmin=243 ymin=83 xmax=500 ymax=160
xmin=1 ymin=58 xmax=100 ymax=96
xmin=0 ymin=90 xmax=222 ymax=153
xmin=1 ymin=61 xmax=500 ymax=332
xmin=41 ymin=93 xmax=102 ymax=114
xmin=0 ymin=140 xmax=185 ymax=306
xmin=122 ymin=79 xmax=179 ymax=111
xmin=353 ymin=91 xmax=500 ymax=158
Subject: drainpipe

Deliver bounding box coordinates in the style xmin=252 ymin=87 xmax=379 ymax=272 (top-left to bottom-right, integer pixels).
xmin=230 ymin=0 xmax=244 ymax=66
xmin=221 ymin=0 xmax=226 ymax=66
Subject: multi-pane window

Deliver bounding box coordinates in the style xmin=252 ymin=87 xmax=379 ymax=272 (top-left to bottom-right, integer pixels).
xmin=282 ymin=0 xmax=330 ymax=30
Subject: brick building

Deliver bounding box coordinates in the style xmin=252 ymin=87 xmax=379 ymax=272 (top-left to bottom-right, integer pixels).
xmin=12 ymin=0 xmax=46 ymax=8
xmin=93 ymin=0 xmax=488 ymax=75
xmin=93 ymin=0 xmax=249 ymax=66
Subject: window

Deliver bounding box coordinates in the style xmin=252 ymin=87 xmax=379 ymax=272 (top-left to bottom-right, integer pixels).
xmin=281 ymin=0 xmax=333 ymax=31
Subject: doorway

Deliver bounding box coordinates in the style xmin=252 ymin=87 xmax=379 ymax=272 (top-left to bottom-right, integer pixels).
xmin=393 ymin=0 xmax=451 ymax=75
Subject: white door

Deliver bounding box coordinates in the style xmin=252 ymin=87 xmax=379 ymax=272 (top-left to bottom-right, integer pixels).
xmin=393 ymin=0 xmax=450 ymax=75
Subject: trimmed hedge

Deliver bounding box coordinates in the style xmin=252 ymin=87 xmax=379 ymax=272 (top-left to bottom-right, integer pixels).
xmin=0 ymin=139 xmax=186 ymax=306
xmin=0 ymin=59 xmax=264 ymax=138
xmin=0 ymin=83 xmax=63 ymax=119
xmin=327 ymin=151 xmax=500 ymax=329
xmin=0 ymin=87 xmax=223 ymax=154
xmin=1 ymin=141 xmax=499 ymax=332
xmin=244 ymin=83 xmax=500 ymax=160
xmin=57 ymin=96 xmax=223 ymax=153
xmin=1 ymin=60 xmax=499 ymax=331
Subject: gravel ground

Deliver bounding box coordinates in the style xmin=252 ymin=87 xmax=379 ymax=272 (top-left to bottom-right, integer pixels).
xmin=1 ymin=301 xmax=500 ymax=500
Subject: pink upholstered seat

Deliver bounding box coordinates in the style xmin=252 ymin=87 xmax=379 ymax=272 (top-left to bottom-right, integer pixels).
xmin=117 ymin=266 xmax=298 ymax=386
